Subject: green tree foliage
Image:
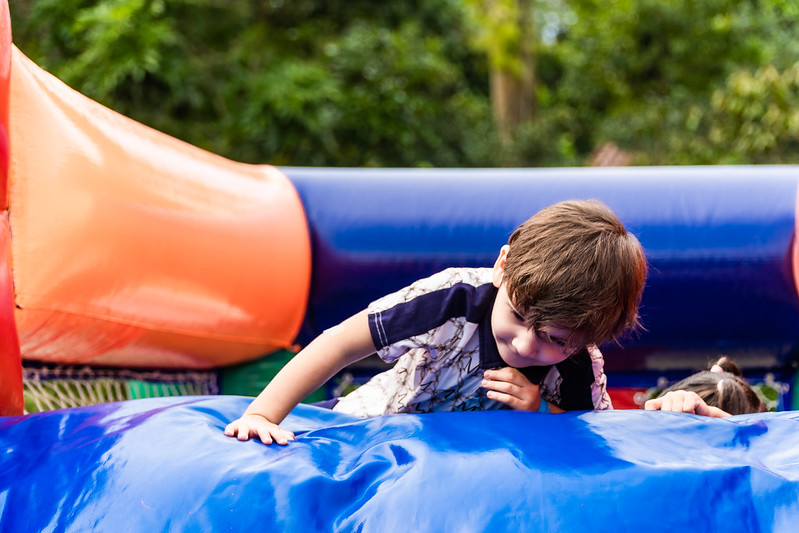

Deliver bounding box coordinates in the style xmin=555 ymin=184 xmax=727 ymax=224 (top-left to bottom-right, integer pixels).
xmin=10 ymin=0 xmax=496 ymax=167
xmin=539 ymin=0 xmax=799 ymax=164
xmin=689 ymin=63 xmax=799 ymax=164
xmin=9 ymin=0 xmax=799 ymax=166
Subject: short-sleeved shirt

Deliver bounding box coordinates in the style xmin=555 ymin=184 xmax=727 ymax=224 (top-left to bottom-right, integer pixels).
xmin=333 ymin=267 xmax=612 ymax=417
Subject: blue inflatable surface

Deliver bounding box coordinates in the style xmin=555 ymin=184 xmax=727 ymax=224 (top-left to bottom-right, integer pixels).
xmin=1 ymin=396 xmax=797 ymax=532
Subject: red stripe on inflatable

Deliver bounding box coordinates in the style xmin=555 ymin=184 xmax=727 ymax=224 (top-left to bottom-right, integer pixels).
xmin=0 ymin=211 xmax=22 ymax=415
xmin=0 ymin=0 xmax=9 ymax=209
xmin=0 ymin=0 xmax=21 ymax=415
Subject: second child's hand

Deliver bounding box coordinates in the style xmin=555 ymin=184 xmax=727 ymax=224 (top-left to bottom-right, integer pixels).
xmin=645 ymin=390 xmax=731 ymax=418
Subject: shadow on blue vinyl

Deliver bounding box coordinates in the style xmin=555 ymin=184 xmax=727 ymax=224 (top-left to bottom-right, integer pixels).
xmin=1 ymin=396 xmax=798 ymax=532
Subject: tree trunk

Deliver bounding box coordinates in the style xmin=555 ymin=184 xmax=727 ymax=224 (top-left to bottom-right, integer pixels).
xmin=488 ymin=0 xmax=535 ymax=141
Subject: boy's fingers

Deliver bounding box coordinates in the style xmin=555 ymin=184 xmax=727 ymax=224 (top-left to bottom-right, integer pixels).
xmin=484 ymin=368 xmax=543 ymax=412
xmin=486 ymin=390 xmax=519 ymax=409
xmin=482 ymin=378 xmax=515 ymax=395
xmin=272 ymin=429 xmax=288 ymax=445
xmin=483 ymin=368 xmax=538 ymax=392
xmin=250 ymin=422 xmax=294 ymax=446
xmin=268 ymin=428 xmax=296 ymax=446
xmin=485 ymin=367 xmax=513 ymax=379
xmin=486 ymin=385 xmax=542 ymax=411
xmin=225 ymin=421 xmax=246 ymax=438
xmin=225 ymin=416 xmax=296 ymax=445
xmin=485 ymin=367 xmax=527 ymax=386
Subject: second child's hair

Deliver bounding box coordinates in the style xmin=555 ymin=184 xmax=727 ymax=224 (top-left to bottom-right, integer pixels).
xmin=661 ymin=357 xmax=766 ymax=415
xmin=502 ymin=199 xmax=647 ymax=350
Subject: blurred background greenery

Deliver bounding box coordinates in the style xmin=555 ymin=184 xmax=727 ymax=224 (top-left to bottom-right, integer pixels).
xmin=10 ymin=0 xmax=799 ymax=167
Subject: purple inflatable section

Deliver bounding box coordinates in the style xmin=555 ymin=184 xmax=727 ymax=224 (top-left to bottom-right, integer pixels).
xmin=284 ymin=165 xmax=799 ymax=373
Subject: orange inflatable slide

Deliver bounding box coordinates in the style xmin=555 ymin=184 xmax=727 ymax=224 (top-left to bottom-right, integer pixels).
xmin=0 ymin=0 xmax=312 ymax=415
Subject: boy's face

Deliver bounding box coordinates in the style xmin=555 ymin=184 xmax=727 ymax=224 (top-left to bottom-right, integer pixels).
xmin=491 ymin=245 xmax=573 ymax=368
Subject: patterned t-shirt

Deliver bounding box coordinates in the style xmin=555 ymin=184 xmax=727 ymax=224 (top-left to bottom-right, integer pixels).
xmin=333 ymin=267 xmax=612 ymax=417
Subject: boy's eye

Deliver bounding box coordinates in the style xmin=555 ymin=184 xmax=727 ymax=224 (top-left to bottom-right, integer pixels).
xmin=539 ymin=330 xmax=569 ymax=351
xmin=541 ymin=333 xmax=556 ymax=345
xmin=511 ymin=310 xmax=524 ymax=321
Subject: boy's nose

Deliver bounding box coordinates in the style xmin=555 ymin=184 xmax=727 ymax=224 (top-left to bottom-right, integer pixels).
xmin=512 ymin=333 xmax=537 ymax=357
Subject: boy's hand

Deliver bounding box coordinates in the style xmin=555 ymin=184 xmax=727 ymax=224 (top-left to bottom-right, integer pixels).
xmin=644 ymin=390 xmax=730 ymax=418
xmin=482 ymin=367 xmax=543 ymax=411
xmin=224 ymin=414 xmax=296 ymax=445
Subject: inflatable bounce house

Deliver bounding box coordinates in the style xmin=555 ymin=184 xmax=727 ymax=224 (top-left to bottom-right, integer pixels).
xmin=2 ymin=1 xmax=799 ymax=531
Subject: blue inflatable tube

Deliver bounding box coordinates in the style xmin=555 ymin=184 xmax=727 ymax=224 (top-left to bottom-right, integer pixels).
xmin=285 ymin=165 xmax=799 ymax=372
xmin=1 ymin=396 xmax=798 ymax=532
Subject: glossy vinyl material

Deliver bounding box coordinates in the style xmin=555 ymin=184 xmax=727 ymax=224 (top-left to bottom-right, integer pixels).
xmin=7 ymin=46 xmax=311 ymax=369
xmin=286 ymin=166 xmax=799 ymax=370
xmin=1 ymin=396 xmax=798 ymax=532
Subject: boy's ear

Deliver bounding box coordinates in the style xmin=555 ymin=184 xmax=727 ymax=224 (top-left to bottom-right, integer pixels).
xmin=492 ymin=245 xmax=510 ymax=288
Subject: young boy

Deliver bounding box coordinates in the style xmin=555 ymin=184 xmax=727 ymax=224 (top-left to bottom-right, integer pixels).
xmin=225 ymin=199 xmax=647 ymax=445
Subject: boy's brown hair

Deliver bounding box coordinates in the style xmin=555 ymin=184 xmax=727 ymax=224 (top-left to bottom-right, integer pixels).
xmin=502 ymin=199 xmax=647 ymax=351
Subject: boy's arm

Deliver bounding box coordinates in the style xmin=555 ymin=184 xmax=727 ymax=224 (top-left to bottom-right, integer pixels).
xmin=224 ymin=310 xmax=376 ymax=444
xmin=482 ymin=367 xmax=565 ymax=413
